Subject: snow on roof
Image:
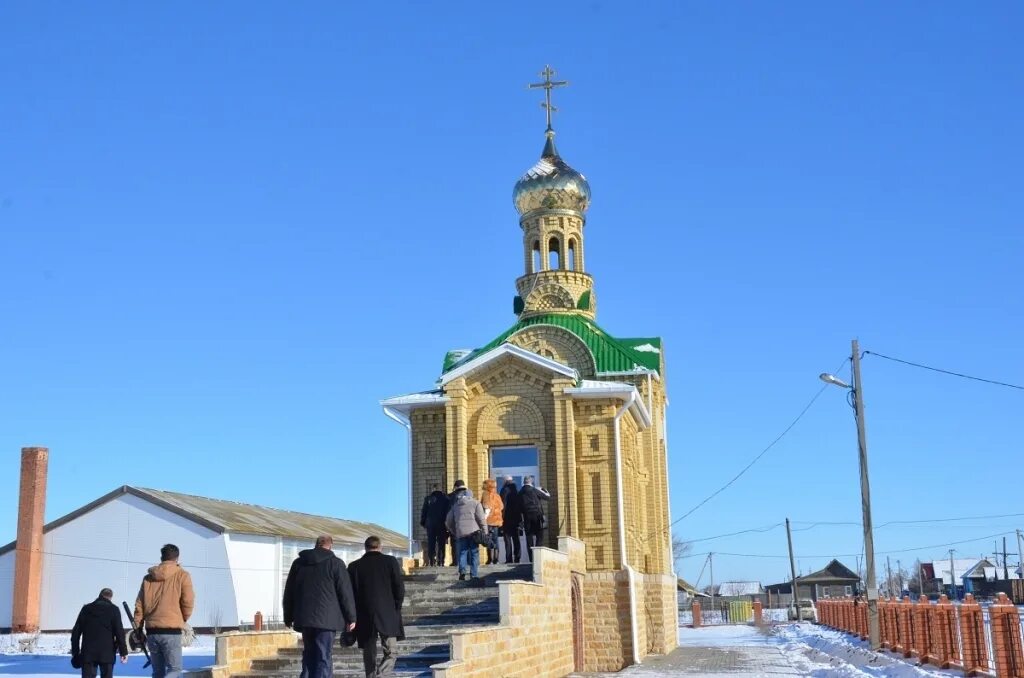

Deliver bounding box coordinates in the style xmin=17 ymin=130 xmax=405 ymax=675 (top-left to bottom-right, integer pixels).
xmin=928 ymin=558 xmax=981 ymax=585
xmin=717 ymin=581 xmax=764 ymax=597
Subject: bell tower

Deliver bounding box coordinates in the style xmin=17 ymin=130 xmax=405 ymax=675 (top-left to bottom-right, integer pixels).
xmin=512 ymin=66 xmax=596 ymax=319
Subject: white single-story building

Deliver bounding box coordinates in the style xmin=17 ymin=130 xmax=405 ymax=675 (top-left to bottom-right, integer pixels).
xmin=0 ymin=486 xmax=407 ymax=631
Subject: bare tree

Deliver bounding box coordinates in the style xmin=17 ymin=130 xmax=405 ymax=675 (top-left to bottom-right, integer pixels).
xmin=672 ymin=534 xmax=692 ymax=567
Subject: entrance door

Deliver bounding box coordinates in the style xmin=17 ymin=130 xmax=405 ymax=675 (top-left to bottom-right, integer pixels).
xmin=490 ymin=446 xmax=539 ymax=489
xmin=490 ymin=446 xmax=539 ymax=563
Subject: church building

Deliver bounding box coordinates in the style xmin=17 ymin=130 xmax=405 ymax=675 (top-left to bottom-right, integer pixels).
xmin=382 ymin=68 xmax=677 ymax=670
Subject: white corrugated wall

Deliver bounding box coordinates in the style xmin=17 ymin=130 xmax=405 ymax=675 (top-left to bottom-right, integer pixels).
xmin=0 ymin=550 xmax=13 ymax=628
xmin=36 ymin=493 xmax=237 ymax=630
xmin=223 ymin=534 xmax=279 ymax=625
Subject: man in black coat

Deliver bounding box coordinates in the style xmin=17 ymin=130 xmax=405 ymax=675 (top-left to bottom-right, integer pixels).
xmin=499 ymin=476 xmax=522 ymax=564
xmin=348 ymin=536 xmax=405 ymax=678
xmin=418 ymin=484 xmax=449 ymax=567
xmin=518 ymin=475 xmax=551 ymax=563
xmin=283 ymin=535 xmax=358 ymax=678
xmin=71 ymin=588 xmax=128 ymax=678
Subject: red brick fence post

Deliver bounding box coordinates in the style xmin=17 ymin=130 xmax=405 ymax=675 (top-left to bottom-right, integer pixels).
xmin=880 ymin=597 xmax=896 ymax=649
xmin=990 ymin=592 xmax=1024 ymax=678
xmin=910 ymin=594 xmax=931 ymax=659
xmin=753 ymin=600 xmax=764 ymax=626
xmin=959 ymin=593 xmax=990 ymax=676
xmin=692 ymin=601 xmax=702 ymax=628
xmin=893 ymin=596 xmax=913 ymax=657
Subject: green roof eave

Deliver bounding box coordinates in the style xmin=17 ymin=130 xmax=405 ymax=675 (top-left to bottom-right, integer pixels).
xmin=442 ymin=313 xmax=662 ymax=376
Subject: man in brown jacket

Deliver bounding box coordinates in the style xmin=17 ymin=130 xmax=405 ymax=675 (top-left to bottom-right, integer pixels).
xmin=134 ymin=544 xmax=195 ymax=678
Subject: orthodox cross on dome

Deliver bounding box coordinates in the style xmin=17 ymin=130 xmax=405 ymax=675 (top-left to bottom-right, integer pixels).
xmin=528 ymin=65 xmax=568 ymax=133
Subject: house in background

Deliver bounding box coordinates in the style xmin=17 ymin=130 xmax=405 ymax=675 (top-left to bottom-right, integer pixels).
xmin=926 ymin=558 xmax=978 ymax=599
xmin=676 ymin=578 xmax=708 ymax=607
xmin=765 ymin=559 xmax=861 ymax=605
xmin=711 ymin=581 xmax=764 ymax=600
xmin=961 ymin=557 xmax=1022 ymax=597
xmin=798 ymin=559 xmax=861 ymax=599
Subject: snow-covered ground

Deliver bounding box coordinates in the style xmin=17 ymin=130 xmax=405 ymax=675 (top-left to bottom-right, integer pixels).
xmin=0 ymin=634 xmax=214 ymax=677
xmin=772 ymin=624 xmax=961 ymax=677
xmin=608 ymin=624 xmax=964 ymax=676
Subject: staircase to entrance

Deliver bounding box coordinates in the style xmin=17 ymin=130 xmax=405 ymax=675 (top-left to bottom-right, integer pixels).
xmin=230 ymin=564 xmax=532 ymax=678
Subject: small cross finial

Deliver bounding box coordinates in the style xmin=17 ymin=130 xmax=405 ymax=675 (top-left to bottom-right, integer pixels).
xmin=527 ymin=65 xmax=568 ymax=134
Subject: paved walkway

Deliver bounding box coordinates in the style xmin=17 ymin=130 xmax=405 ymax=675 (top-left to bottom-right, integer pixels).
xmin=575 ymin=624 xmax=955 ymax=677
xmin=635 ymin=626 xmax=804 ymax=676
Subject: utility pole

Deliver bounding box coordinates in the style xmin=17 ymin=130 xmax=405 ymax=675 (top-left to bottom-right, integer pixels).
xmin=786 ymin=518 xmax=799 ymax=613
xmin=1017 ymin=530 xmax=1024 ymax=578
xmin=851 ymin=339 xmax=880 ymax=649
xmin=1004 ymin=536 xmax=1010 ymax=581
xmin=709 ymin=553 xmax=715 ymax=615
xmin=897 ymin=559 xmax=904 ymax=596
xmin=918 ymin=561 xmax=924 ymax=599
xmin=886 ymin=556 xmax=894 ymax=598
xmin=949 ymin=549 xmax=957 ymax=600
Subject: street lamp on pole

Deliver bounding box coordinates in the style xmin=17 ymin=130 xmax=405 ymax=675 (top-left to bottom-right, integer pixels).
xmin=821 ymin=338 xmax=880 ymax=650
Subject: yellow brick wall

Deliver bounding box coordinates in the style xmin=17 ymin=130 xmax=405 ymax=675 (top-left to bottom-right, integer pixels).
xmin=572 ymin=400 xmax=619 ymax=571
xmin=641 ymin=573 xmax=679 ymax=655
xmin=411 ymin=406 xmax=447 ymax=543
xmin=434 ymin=546 xmax=576 ymax=678
xmin=581 ymin=570 xmax=633 ymax=671
xmin=186 ymin=630 xmax=297 ymax=678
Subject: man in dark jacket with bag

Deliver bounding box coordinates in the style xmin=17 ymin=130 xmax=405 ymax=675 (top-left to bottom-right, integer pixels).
xmin=348 ymin=536 xmax=405 ymax=678
xmin=499 ymin=476 xmax=522 ymax=564
xmin=71 ymin=588 xmax=128 ymax=678
xmin=418 ymin=484 xmax=449 ymax=567
xmin=283 ymin=535 xmax=358 ymax=678
xmin=518 ymin=475 xmax=550 ymax=563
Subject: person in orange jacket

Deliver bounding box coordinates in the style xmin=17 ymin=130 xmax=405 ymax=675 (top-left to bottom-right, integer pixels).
xmin=480 ymin=479 xmax=505 ymax=565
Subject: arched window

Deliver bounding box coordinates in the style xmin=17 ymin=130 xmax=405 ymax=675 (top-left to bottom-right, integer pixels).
xmin=568 ymin=239 xmax=577 ymax=271
xmin=548 ymin=237 xmax=561 ymax=270
xmin=532 ymin=240 xmax=541 ymax=273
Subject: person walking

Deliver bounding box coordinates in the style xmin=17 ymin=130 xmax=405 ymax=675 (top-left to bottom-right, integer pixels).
xmin=348 ymin=536 xmax=405 ymax=678
xmin=283 ymin=535 xmax=358 ymax=678
xmin=445 ymin=480 xmax=486 ymax=581
xmin=71 ymin=588 xmax=128 ymax=678
xmin=479 ymin=479 xmax=504 ymax=565
xmin=518 ymin=476 xmax=550 ymax=563
xmin=445 ymin=485 xmax=461 ymax=567
xmin=418 ymin=484 xmax=450 ymax=567
xmin=499 ymin=477 xmax=521 ymax=564
xmin=133 ymin=544 xmax=194 ymax=678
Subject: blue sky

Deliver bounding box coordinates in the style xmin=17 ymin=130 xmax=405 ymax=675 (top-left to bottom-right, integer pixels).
xmin=1 ymin=2 xmax=1021 ymax=584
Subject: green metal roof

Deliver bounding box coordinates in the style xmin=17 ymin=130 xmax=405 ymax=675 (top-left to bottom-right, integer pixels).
xmin=442 ymin=313 xmax=661 ymax=375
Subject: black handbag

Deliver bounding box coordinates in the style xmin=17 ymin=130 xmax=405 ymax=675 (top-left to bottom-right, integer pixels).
xmin=474 ymin=529 xmax=489 ymax=546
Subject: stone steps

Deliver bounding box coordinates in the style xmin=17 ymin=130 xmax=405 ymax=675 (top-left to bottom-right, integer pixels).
xmin=252 ymin=650 xmax=448 ymax=671
xmin=231 ymin=564 xmax=531 ymax=677
xmin=234 ymin=672 xmax=429 ymax=678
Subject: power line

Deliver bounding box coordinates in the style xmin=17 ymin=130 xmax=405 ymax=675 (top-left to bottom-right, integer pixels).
xmin=652 ymin=357 xmax=850 ymax=541
xmin=865 ymin=351 xmax=1024 ymax=391
xmin=680 ymin=531 xmax=1018 ymax=561
xmin=686 ymin=523 xmax=784 ymax=544
xmin=791 ymin=511 xmax=1024 ymax=530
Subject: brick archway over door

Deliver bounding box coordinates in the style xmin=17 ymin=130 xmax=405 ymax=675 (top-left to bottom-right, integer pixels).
xmin=572 ymin=575 xmax=584 ymax=671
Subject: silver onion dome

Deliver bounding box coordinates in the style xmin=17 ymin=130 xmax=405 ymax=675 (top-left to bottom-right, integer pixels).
xmin=513 ymin=133 xmax=591 ymax=215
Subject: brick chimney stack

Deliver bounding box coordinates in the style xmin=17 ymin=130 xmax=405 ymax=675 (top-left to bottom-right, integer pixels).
xmin=11 ymin=446 xmax=48 ymax=633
